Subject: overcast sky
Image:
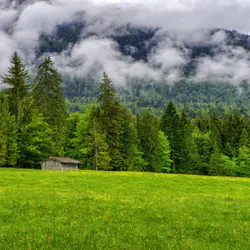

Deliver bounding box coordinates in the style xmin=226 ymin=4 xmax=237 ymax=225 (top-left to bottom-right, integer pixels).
xmin=1 ymin=0 xmax=250 ymax=86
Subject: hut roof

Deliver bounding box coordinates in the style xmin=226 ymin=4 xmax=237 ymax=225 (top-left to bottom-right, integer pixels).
xmin=41 ymin=157 xmax=82 ymax=164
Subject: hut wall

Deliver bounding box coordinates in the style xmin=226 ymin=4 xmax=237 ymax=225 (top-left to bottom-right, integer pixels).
xmin=61 ymin=163 xmax=78 ymax=171
xmin=41 ymin=160 xmax=63 ymax=170
xmin=41 ymin=160 xmax=78 ymax=171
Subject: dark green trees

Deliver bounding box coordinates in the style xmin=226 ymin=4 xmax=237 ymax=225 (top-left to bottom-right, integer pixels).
xmin=33 ymin=56 xmax=67 ymax=155
xmin=0 ymin=92 xmax=18 ymax=167
xmin=1 ymin=52 xmax=30 ymax=126
xmin=19 ymin=114 xmax=55 ymax=167
xmin=70 ymin=73 xmax=145 ymax=171
xmin=160 ymin=101 xmax=182 ymax=171
xmin=97 ymin=73 xmax=140 ymax=171
xmin=137 ymin=112 xmax=171 ymax=172
xmin=0 ymin=53 xmax=67 ymax=168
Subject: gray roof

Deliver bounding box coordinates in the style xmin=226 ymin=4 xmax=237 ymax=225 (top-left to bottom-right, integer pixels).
xmin=41 ymin=157 xmax=82 ymax=164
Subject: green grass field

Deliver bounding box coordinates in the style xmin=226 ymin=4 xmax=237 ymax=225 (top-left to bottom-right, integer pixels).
xmin=1 ymin=169 xmax=250 ymax=249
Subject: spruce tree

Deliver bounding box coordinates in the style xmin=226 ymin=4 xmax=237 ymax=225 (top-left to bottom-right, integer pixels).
xmin=89 ymin=115 xmax=111 ymax=171
xmin=33 ymin=56 xmax=67 ymax=155
xmin=137 ymin=112 xmax=160 ymax=172
xmin=72 ymin=105 xmax=111 ymax=170
xmin=1 ymin=52 xmax=30 ymax=126
xmin=97 ymin=73 xmax=125 ymax=170
xmin=0 ymin=92 xmax=18 ymax=167
xmin=160 ymin=101 xmax=181 ymax=171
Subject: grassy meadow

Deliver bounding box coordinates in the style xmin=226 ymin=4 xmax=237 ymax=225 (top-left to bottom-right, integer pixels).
xmin=1 ymin=168 xmax=250 ymax=249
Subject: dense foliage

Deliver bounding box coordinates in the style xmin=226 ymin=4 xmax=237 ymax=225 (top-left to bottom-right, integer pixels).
xmin=1 ymin=52 xmax=250 ymax=177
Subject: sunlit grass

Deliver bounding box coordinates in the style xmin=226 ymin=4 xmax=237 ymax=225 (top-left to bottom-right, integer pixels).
xmin=1 ymin=168 xmax=250 ymax=249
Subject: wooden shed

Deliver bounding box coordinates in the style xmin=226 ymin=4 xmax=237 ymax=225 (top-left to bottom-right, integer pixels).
xmin=40 ymin=157 xmax=81 ymax=171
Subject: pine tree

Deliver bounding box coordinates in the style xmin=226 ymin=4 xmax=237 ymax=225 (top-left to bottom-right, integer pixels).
xmin=209 ymin=142 xmax=222 ymax=176
xmin=137 ymin=112 xmax=159 ymax=172
xmin=1 ymin=52 xmax=30 ymax=126
xmin=0 ymin=92 xmax=18 ymax=167
xmin=33 ymin=56 xmax=67 ymax=155
xmin=157 ymin=131 xmax=172 ymax=173
xmin=222 ymin=112 xmax=245 ymax=157
xmin=64 ymin=112 xmax=81 ymax=158
xmin=90 ymin=117 xmax=111 ymax=171
xmin=238 ymin=146 xmax=250 ymax=176
xmin=192 ymin=126 xmax=213 ymax=175
xmin=160 ymin=101 xmax=181 ymax=171
xmin=72 ymin=105 xmax=111 ymax=170
xmin=97 ymin=73 xmax=126 ymax=170
xmin=238 ymin=127 xmax=250 ymax=176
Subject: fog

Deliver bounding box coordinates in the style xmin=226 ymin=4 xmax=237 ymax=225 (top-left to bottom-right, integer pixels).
xmin=1 ymin=0 xmax=250 ymax=85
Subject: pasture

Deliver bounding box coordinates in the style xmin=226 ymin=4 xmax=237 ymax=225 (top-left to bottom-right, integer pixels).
xmin=0 ymin=168 xmax=250 ymax=249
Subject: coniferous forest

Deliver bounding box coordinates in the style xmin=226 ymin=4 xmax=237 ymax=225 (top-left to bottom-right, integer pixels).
xmin=1 ymin=52 xmax=250 ymax=177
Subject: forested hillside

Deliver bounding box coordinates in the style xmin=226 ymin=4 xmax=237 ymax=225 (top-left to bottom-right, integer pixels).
xmin=36 ymin=21 xmax=250 ymax=115
xmin=2 ymin=1 xmax=250 ymax=116
xmin=1 ymin=52 xmax=250 ymax=177
xmin=2 ymin=1 xmax=250 ymax=175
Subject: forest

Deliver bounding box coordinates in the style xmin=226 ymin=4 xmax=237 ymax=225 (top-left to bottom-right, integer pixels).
xmin=1 ymin=52 xmax=250 ymax=177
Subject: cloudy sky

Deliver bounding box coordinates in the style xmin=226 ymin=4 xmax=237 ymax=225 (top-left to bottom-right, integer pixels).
xmin=1 ymin=0 xmax=250 ymax=86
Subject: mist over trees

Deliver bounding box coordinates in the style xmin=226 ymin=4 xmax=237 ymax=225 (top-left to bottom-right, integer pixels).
xmin=1 ymin=52 xmax=250 ymax=177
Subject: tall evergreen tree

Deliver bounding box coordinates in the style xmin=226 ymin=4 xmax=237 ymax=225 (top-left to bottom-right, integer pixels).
xmin=1 ymin=52 xmax=30 ymax=126
xmin=89 ymin=110 xmax=111 ymax=171
xmin=0 ymin=92 xmax=18 ymax=167
xmin=137 ymin=112 xmax=159 ymax=172
xmin=64 ymin=112 xmax=81 ymax=158
xmin=97 ymin=73 xmax=127 ymax=170
xmin=160 ymin=101 xmax=181 ymax=171
xmin=33 ymin=56 xmax=67 ymax=155
xmin=157 ymin=131 xmax=172 ymax=173
xmin=72 ymin=105 xmax=111 ymax=170
xmin=192 ymin=126 xmax=213 ymax=175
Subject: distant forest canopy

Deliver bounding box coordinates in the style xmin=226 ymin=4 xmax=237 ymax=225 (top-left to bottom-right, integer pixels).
xmin=1 ymin=52 xmax=250 ymax=178
xmin=64 ymin=77 xmax=250 ymax=117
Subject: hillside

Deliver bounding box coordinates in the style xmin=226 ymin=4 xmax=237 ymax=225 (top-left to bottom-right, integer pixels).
xmin=36 ymin=21 xmax=250 ymax=115
xmin=2 ymin=1 xmax=250 ymax=115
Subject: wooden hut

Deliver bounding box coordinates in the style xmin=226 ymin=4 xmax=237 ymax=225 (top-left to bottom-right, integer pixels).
xmin=40 ymin=157 xmax=81 ymax=171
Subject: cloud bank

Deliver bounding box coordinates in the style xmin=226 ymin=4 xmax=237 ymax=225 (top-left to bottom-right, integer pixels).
xmin=1 ymin=0 xmax=250 ymax=85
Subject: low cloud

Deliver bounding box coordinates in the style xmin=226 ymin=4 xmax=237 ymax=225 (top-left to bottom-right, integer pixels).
xmin=1 ymin=0 xmax=250 ymax=85
xmin=0 ymin=31 xmax=18 ymax=76
xmin=196 ymin=45 xmax=250 ymax=83
xmin=52 ymin=37 xmax=162 ymax=85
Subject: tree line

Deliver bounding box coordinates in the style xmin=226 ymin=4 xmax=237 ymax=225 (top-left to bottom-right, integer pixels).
xmin=0 ymin=52 xmax=66 ymax=167
xmin=1 ymin=52 xmax=250 ymax=177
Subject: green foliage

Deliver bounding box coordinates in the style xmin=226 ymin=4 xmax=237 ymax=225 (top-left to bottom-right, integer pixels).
xmin=238 ymin=146 xmax=250 ymax=176
xmin=33 ymin=56 xmax=67 ymax=155
xmin=161 ymin=101 xmax=182 ymax=171
xmin=3 ymin=52 xmax=250 ymax=176
xmin=19 ymin=114 xmax=55 ymax=167
xmin=64 ymin=112 xmax=82 ymax=158
xmin=97 ymin=73 xmax=142 ymax=171
xmin=66 ymin=79 xmax=250 ymax=117
xmin=1 ymin=52 xmax=30 ymax=125
xmin=157 ymin=131 xmax=172 ymax=173
xmin=137 ymin=112 xmax=162 ymax=172
xmin=0 ymin=92 xmax=18 ymax=166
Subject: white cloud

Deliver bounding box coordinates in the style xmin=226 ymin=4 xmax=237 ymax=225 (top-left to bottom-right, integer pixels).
xmin=1 ymin=0 xmax=250 ymax=85
xmin=0 ymin=31 xmax=18 ymax=76
xmin=52 ymin=37 xmax=162 ymax=85
xmin=0 ymin=8 xmax=18 ymax=30
xmin=196 ymin=45 xmax=250 ymax=83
